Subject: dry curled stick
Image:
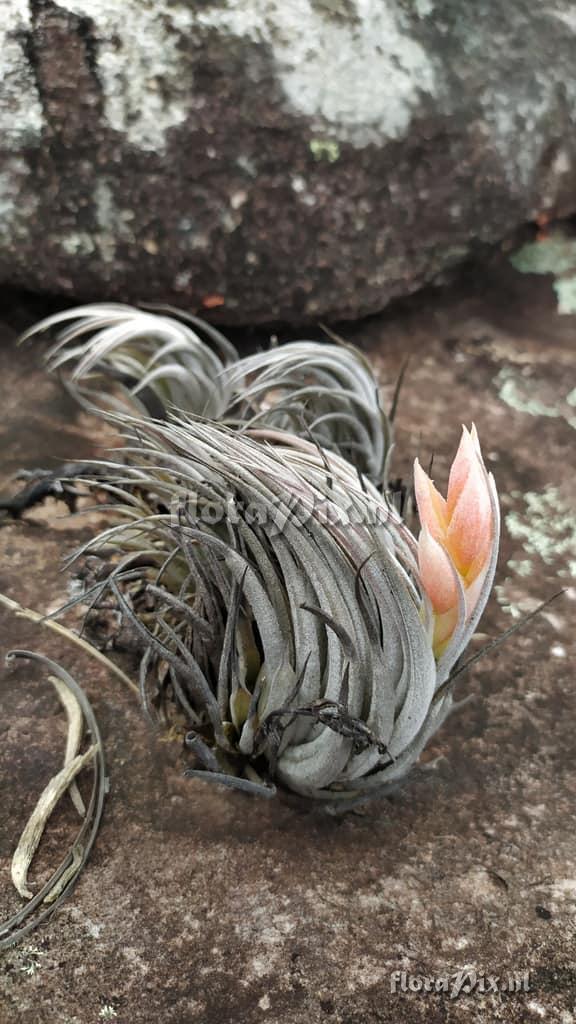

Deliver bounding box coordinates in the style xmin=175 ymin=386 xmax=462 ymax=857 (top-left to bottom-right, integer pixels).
xmin=49 ymin=674 xmax=86 ymax=816
xmin=0 ymin=652 xmax=107 ymax=950
xmin=0 ymin=592 xmax=139 ymax=696
xmin=11 ymin=745 xmax=97 ymax=899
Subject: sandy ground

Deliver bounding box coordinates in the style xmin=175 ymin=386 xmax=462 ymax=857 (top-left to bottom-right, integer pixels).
xmin=0 ymin=257 xmax=574 ymax=1023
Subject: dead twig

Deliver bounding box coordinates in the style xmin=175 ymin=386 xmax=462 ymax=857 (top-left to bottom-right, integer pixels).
xmin=0 ymin=592 xmax=138 ymax=696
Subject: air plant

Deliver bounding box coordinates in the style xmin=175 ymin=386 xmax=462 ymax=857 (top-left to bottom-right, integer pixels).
xmin=21 ymin=304 xmax=391 ymax=487
xmin=14 ymin=302 xmax=500 ymax=807
xmin=61 ymin=413 xmax=498 ymax=805
xmin=20 ymin=303 xmax=238 ymax=419
xmin=224 ymin=342 xmax=391 ymax=484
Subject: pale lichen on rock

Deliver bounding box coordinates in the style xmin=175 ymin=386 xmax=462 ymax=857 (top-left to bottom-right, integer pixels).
xmin=1 ymin=0 xmax=576 ymax=320
xmin=195 ymin=0 xmax=438 ymax=148
xmin=0 ymin=0 xmax=43 ymax=145
xmin=61 ymin=0 xmax=195 ymax=152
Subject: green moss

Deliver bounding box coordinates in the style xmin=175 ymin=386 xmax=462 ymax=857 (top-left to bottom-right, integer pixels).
xmin=510 ymin=237 xmax=576 ymax=276
xmin=510 ymin=236 xmax=576 ymax=316
xmin=309 ymin=138 xmax=341 ymax=163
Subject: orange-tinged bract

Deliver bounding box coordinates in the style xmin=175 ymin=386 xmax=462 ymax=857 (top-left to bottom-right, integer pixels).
xmin=414 ymin=425 xmax=497 ymax=656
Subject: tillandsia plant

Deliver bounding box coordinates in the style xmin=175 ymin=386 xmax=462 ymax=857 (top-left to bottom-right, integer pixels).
xmin=14 ymin=302 xmax=500 ymax=807
xmin=60 ymin=414 xmax=499 ymax=805
xmin=224 ymin=342 xmax=391 ymax=485
xmin=22 ymin=304 xmax=390 ymax=486
xmin=20 ymin=303 xmax=239 ymax=419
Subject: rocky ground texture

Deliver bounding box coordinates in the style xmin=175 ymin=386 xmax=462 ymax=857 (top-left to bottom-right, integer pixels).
xmin=0 ymin=257 xmax=575 ymax=1023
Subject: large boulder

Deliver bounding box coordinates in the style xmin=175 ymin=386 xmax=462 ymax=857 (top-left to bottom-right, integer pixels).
xmin=2 ymin=0 xmax=576 ymax=324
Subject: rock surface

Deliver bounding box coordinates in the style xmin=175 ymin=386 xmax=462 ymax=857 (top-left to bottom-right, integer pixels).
xmin=0 ymin=259 xmax=575 ymax=1022
xmin=2 ymin=1 xmax=576 ymax=323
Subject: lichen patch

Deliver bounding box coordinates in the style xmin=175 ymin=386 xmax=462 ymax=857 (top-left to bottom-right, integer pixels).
xmin=61 ymin=0 xmax=194 ymax=151
xmin=0 ymin=1 xmax=43 ymax=145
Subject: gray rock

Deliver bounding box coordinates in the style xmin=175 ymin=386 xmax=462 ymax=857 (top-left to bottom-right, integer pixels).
xmin=1 ymin=0 xmax=576 ymax=323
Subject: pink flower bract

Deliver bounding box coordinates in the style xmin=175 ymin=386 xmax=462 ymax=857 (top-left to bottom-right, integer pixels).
xmin=414 ymin=425 xmax=497 ymax=656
